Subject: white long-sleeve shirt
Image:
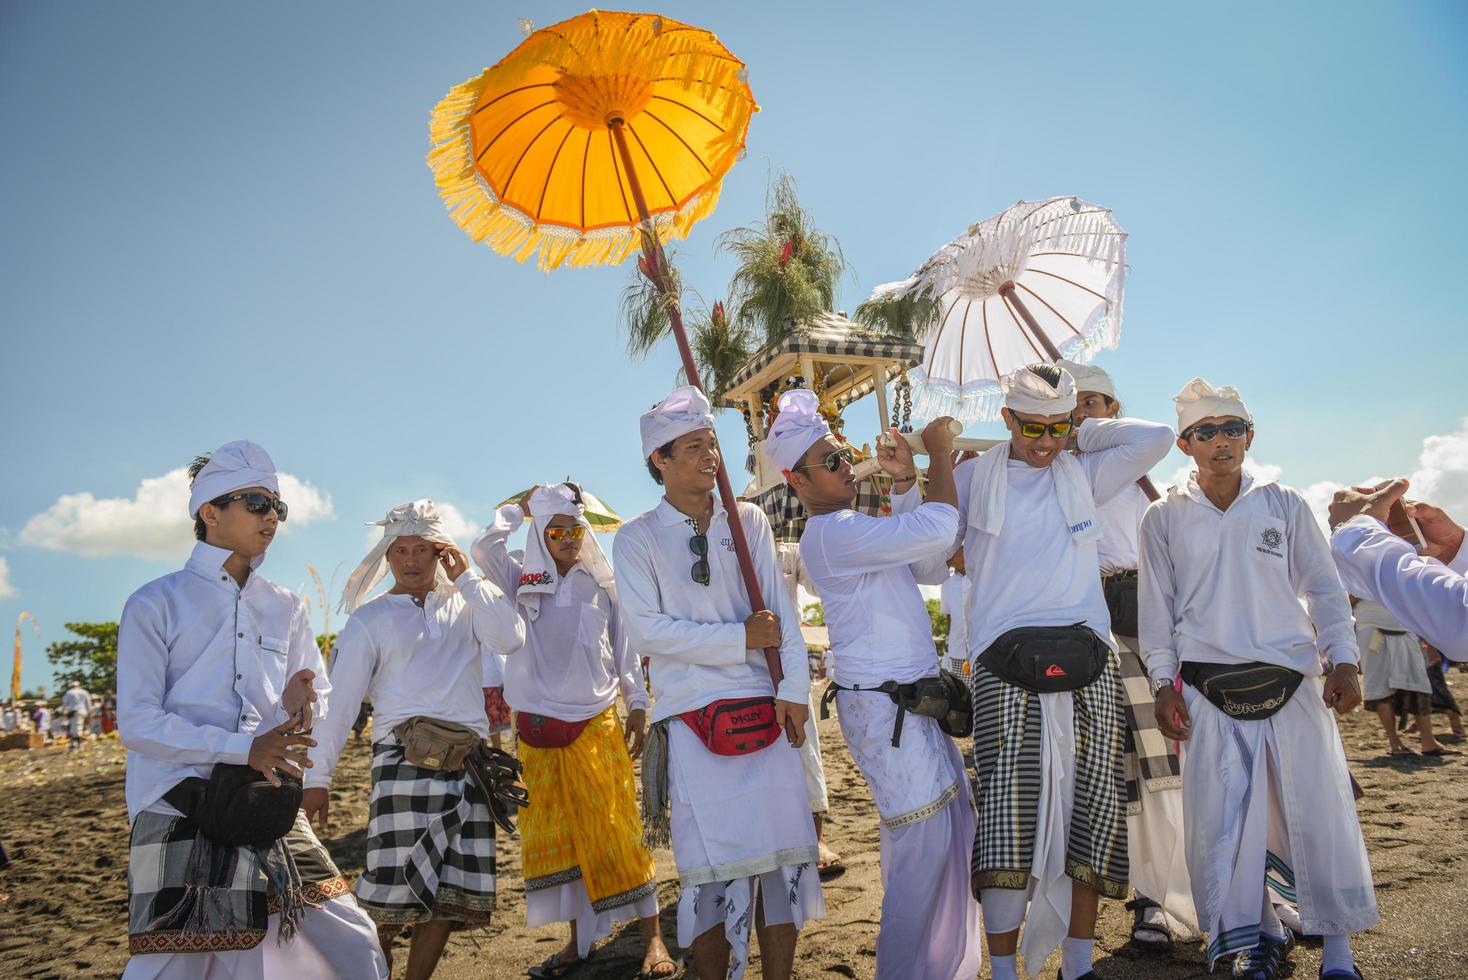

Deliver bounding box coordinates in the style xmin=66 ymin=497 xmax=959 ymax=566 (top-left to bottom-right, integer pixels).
xmin=306 ymin=570 xmax=524 ymax=789
xmin=1138 ymin=472 xmax=1359 ymax=683
xmin=926 ymin=416 xmax=1174 ymax=662
xmin=939 ymin=571 xmax=971 ymax=674
xmin=613 ymin=498 xmax=810 ymax=723
xmin=1332 ymin=514 xmax=1468 ymax=662
xmin=1096 ymin=481 xmax=1150 ymax=574
xmin=801 ymin=501 xmax=957 ymax=688
xmin=61 ymin=686 xmax=93 ymax=715
xmin=117 ymin=541 xmax=329 ymax=821
xmin=471 ymin=504 xmax=649 ymax=721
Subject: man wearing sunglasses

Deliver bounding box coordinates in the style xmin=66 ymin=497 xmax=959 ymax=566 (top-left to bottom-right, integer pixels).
xmin=117 ymin=440 xmax=387 ymax=979
xmin=305 ymin=499 xmax=525 ymax=979
xmin=920 ymin=364 xmax=1173 ymax=980
xmin=769 ymin=389 xmax=982 ymax=980
xmin=470 ymin=483 xmax=675 ymax=980
xmin=614 ymin=386 xmax=822 ymax=980
xmin=1138 ymin=379 xmax=1376 ymax=980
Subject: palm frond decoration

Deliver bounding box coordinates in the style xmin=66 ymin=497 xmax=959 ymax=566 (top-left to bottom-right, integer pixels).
xmin=718 ymin=172 xmax=846 ymax=345
xmin=622 ymin=253 xmax=684 ymax=359
xmin=684 ymin=300 xmax=754 ymax=396
xmin=853 ymin=286 xmax=943 ymax=339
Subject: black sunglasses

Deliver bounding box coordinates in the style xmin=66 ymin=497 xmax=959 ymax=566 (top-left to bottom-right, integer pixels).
xmin=792 ymin=445 xmax=857 ymax=474
xmin=1184 ymin=420 xmax=1251 ymax=443
xmin=686 ymin=518 xmax=710 ymax=586
xmin=212 ymin=491 xmax=289 ymax=522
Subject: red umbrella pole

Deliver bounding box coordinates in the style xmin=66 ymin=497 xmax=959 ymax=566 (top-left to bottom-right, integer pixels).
xmin=999 ymin=283 xmax=1160 ymax=502
xmin=609 ymin=119 xmax=788 ymax=699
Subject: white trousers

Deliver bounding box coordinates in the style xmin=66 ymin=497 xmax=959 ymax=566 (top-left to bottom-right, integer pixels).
xmin=120 ymin=895 xmax=388 ymax=980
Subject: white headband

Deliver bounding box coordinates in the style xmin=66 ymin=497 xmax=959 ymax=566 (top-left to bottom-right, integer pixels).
xmin=516 ymin=483 xmax=616 ymax=621
xmin=1056 ymin=359 xmax=1115 ymax=399
xmin=640 ymin=385 xmax=715 ymax=459
xmin=188 ymin=440 xmax=279 ymax=517
xmin=762 ymin=389 xmax=831 ymax=479
xmin=1174 ymin=377 xmax=1249 ymax=433
xmin=338 ymin=499 xmax=457 ymax=613
xmin=1002 ymin=366 xmax=1077 ymax=416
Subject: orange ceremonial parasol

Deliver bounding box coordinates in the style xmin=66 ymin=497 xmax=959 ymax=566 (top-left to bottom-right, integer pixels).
xmin=428 ymin=12 xmax=791 ymax=692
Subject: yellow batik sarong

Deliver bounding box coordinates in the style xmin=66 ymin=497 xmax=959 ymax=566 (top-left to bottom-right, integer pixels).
xmin=519 ymin=704 xmax=657 ymax=912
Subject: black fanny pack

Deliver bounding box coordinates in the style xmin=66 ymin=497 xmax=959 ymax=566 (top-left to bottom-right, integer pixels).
xmin=1180 ymin=662 xmax=1304 ymax=720
xmin=163 ymin=763 xmax=302 ymax=848
xmin=820 ymin=669 xmax=972 ymax=746
xmin=977 ymin=624 xmax=1109 ymax=693
xmin=1102 ymin=570 xmax=1139 ymax=639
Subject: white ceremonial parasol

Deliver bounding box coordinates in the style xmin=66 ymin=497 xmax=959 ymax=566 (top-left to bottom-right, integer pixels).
xmin=875 ymin=196 xmax=1127 ymax=423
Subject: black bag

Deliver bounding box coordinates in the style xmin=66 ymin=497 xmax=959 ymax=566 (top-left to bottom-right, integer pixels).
xmin=163 ymin=763 xmax=302 ymax=848
xmin=934 ymin=668 xmax=973 ymax=738
xmin=977 ymin=623 xmax=1109 ymax=693
xmin=820 ymin=670 xmax=972 ymax=746
xmin=1180 ymin=662 xmax=1303 ymax=721
xmin=1102 ymin=570 xmax=1139 ymax=639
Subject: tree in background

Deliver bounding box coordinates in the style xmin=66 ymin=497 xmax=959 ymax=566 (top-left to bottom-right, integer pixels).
xmin=801 ymin=602 xmax=825 ymax=627
xmin=926 ymin=598 xmax=948 ymax=658
xmin=316 ymin=632 xmax=338 ymax=671
xmin=48 ymin=622 xmax=118 ymax=693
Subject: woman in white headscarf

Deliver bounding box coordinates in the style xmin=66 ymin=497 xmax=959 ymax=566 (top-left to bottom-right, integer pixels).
xmin=472 ymin=484 xmax=676 ymax=980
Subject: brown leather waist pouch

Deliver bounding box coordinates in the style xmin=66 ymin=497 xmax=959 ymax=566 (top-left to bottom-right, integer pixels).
xmin=391 ymin=716 xmax=482 ymax=771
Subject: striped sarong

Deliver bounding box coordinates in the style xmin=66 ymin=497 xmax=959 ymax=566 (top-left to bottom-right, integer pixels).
xmin=1115 ymin=636 xmax=1182 ymax=814
xmin=520 ymin=705 xmax=656 ymax=914
xmin=970 ymin=652 xmax=1129 ymax=899
xmin=355 ymin=740 xmax=496 ymax=926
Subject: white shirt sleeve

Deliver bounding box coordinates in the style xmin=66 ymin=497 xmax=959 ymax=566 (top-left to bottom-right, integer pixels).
xmin=1076 ymin=417 xmax=1176 ymax=506
xmin=809 ymin=505 xmax=958 ymax=580
xmin=738 ymin=506 xmax=812 ymax=706
xmin=1283 ymin=489 xmax=1358 ymax=668
xmin=471 ymin=505 xmax=526 ymax=599
xmin=609 ymin=597 xmax=650 ymax=713
xmin=116 ymin=593 xmax=255 ymax=767
xmin=1137 ymin=501 xmax=1181 ymax=682
xmin=305 ymin=616 xmax=377 ymax=790
xmin=288 ymin=600 xmax=331 ymax=728
xmin=612 ymin=522 xmax=749 ymax=668
xmin=455 ymin=570 xmax=526 ymax=655
xmin=1331 ymin=515 xmax=1468 ymax=662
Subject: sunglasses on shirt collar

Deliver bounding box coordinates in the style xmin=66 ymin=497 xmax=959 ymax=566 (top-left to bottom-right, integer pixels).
xmin=685 ymin=518 xmax=710 ymax=586
xmin=211 ymin=491 xmax=288 ymax=522
xmin=792 ymin=445 xmax=857 ymax=474
xmin=1183 ymin=420 xmax=1252 ymax=442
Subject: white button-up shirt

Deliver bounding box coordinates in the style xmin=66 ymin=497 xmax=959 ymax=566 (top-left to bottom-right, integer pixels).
xmin=61 ymin=686 xmax=93 ymax=716
xmin=306 ymin=570 xmax=524 ymax=790
xmin=939 ymin=570 xmax=971 ymax=675
xmin=614 ymin=498 xmax=810 ymax=723
xmin=1096 ymin=481 xmax=1150 ymax=575
xmin=471 ymin=504 xmax=649 ymax=722
xmin=936 ymin=417 xmax=1174 ymax=662
xmin=117 ymin=541 xmax=329 ymax=821
xmin=1138 ymin=472 xmax=1359 ymax=682
xmin=1332 ymin=514 xmax=1468 ymax=663
xmin=801 ymin=502 xmax=957 ymax=688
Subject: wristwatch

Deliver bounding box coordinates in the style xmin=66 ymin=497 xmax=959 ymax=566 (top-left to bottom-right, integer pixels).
xmin=1150 ymin=676 xmax=1175 ymax=696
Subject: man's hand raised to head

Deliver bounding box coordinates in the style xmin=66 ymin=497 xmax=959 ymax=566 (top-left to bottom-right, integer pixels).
xmin=438 ymin=543 xmax=470 ymax=581
xmin=1328 ymin=478 xmax=1408 ymax=532
xmin=1406 ymin=499 xmax=1466 ymax=564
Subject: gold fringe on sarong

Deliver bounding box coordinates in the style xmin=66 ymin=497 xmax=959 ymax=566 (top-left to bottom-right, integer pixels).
xmin=519 ymin=704 xmax=657 ymax=913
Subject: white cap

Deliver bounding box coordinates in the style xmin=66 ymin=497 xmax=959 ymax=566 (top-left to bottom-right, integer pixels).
xmin=1001 ymin=365 xmax=1077 ymax=416
xmin=188 ymin=440 xmax=279 ymax=518
xmin=1173 ymin=377 xmax=1249 ymax=433
xmin=761 ymin=389 xmax=831 ymax=478
xmin=1056 ymin=359 xmax=1115 ymax=399
xmin=639 ymin=386 xmax=715 ymax=459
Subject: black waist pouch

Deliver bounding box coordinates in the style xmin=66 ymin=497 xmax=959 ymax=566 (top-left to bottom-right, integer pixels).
xmin=164 ymin=763 xmax=302 ymax=847
xmin=1180 ymin=662 xmax=1304 ymax=721
xmin=978 ymin=624 xmax=1109 ymax=693
xmin=1102 ymin=571 xmax=1139 ymax=638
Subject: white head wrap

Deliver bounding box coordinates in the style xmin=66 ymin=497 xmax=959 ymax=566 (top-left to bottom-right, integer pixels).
xmin=1001 ymin=365 xmax=1077 ymax=416
xmin=762 ymin=389 xmax=832 ymax=478
xmin=188 ymin=440 xmax=279 ymax=518
xmin=338 ymin=499 xmax=457 ymax=613
xmin=1174 ymin=377 xmax=1250 ymax=433
xmin=640 ymin=386 xmax=715 ymax=459
xmin=1056 ymin=359 xmax=1115 ymax=399
xmin=516 ymin=483 xmax=616 ymax=621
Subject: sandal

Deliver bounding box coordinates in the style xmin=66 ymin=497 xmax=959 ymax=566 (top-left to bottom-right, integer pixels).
xmin=1125 ymin=896 xmax=1172 ymax=948
xmin=1388 ymin=747 xmax=1417 ymax=757
xmin=528 ymin=949 xmax=596 ymax=979
xmin=637 ymin=956 xmax=684 ymax=979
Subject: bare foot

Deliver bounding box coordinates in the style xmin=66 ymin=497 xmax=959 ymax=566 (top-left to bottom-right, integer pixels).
xmin=817 ymin=839 xmax=844 ymax=876
xmin=641 ymin=935 xmax=679 ymax=978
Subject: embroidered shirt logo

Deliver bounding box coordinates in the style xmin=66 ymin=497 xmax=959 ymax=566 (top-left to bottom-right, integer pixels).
xmin=1069 ymin=519 xmax=1093 ymax=535
xmin=720 ymin=536 xmax=736 ymax=553
xmin=1256 ymin=526 xmax=1285 ymax=558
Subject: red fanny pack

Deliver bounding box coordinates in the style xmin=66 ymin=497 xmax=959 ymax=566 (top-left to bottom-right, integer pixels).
xmin=516 ymin=713 xmax=591 ymax=749
xmin=677 ymin=697 xmax=780 ymax=756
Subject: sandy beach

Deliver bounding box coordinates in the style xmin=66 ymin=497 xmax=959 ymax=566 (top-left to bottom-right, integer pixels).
xmin=3 ymin=704 xmax=1467 ymax=979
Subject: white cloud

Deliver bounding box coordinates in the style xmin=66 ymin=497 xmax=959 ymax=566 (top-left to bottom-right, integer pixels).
xmin=19 ymin=468 xmax=333 ymax=560
xmin=0 ymin=557 xmax=15 ymax=598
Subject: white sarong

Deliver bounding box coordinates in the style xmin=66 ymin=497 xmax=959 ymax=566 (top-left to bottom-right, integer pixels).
xmin=1181 ymin=677 xmax=1378 ymax=966
xmin=836 ymin=689 xmax=982 ymax=980
xmin=1356 ymin=623 xmax=1430 ymax=701
xmin=668 ymin=721 xmax=824 ymax=980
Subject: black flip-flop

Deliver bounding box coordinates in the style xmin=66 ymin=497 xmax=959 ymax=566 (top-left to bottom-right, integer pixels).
xmin=637 ymin=955 xmax=685 ymax=979
xmin=528 ymin=950 xmax=595 ymax=979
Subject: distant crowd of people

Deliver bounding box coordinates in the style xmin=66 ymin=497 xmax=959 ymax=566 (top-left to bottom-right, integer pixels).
xmin=0 ymin=682 xmax=116 ymax=749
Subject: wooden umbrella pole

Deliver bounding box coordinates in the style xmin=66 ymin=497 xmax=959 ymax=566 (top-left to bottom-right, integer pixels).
xmin=999 ymin=283 xmax=1161 ymax=502
xmin=609 ymin=118 xmax=787 ymax=694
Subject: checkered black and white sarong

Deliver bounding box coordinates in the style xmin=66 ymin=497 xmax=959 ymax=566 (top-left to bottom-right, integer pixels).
xmin=970 ymin=651 xmax=1130 ymax=900
xmin=355 ymin=740 xmax=496 ymax=926
xmin=1115 ymin=636 xmax=1182 ymax=814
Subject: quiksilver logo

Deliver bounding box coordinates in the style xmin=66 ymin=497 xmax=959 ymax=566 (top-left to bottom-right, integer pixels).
xmin=1045 ymin=664 xmax=1067 ymax=677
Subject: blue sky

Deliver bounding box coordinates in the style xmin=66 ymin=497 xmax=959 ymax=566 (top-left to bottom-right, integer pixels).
xmin=3 ymin=1 xmax=1466 ymax=693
